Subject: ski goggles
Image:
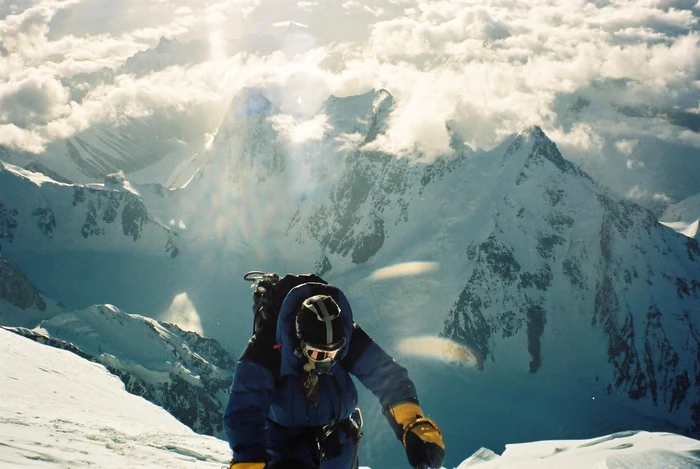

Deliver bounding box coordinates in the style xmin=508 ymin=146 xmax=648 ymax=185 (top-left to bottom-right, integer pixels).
xmin=302 ymin=340 xmax=345 ymax=362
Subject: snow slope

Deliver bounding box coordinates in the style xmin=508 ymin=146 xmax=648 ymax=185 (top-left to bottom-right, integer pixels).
xmin=661 ymin=193 xmax=700 ymax=239
xmin=0 ymin=327 xmax=231 ymax=469
xmin=2 ymin=328 xmax=700 ymax=469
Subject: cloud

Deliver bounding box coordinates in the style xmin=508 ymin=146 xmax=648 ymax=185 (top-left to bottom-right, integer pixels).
xmin=0 ymin=124 xmax=48 ymax=153
xmin=335 ymin=132 xmax=365 ymax=151
xmin=0 ymin=0 xmax=82 ymax=53
xmin=361 ymin=75 xmax=456 ymax=159
xmin=547 ymin=124 xmax=604 ymax=152
xmin=0 ymin=75 xmax=70 ymax=127
xmin=273 ymin=21 xmax=308 ymax=28
xmin=343 ymin=1 xmax=385 ymax=17
xmin=363 ymin=6 xmax=385 ymax=17
xmin=0 ymin=2 xmax=221 ymax=151
xmin=627 ymin=185 xmax=673 ymax=203
xmin=616 ymin=139 xmax=639 ymax=155
xmin=352 ymin=1 xmax=698 ymax=154
xmin=297 ymin=1 xmax=318 ymax=11
xmin=0 ymin=0 xmax=698 ymax=166
xmin=269 ymin=113 xmax=331 ymax=143
xmin=626 ymin=159 xmax=647 ymax=169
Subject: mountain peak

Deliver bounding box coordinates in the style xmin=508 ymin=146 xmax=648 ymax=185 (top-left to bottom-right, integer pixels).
xmin=228 ymin=88 xmax=275 ymax=119
xmin=320 ymin=89 xmax=394 ymax=141
xmin=323 ymin=88 xmax=394 ymax=111
xmin=522 ymin=125 xmax=547 ymax=138
xmin=511 ymin=125 xmax=551 ymax=149
xmin=214 ymin=88 xmax=277 ymax=142
xmin=503 ymin=126 xmax=593 ymax=184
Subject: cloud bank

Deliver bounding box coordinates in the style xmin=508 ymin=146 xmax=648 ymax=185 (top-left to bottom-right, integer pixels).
xmin=0 ymin=0 xmax=697 ymax=167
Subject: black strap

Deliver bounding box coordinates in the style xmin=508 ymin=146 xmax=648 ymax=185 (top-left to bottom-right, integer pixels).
xmin=239 ymin=334 xmax=281 ymax=378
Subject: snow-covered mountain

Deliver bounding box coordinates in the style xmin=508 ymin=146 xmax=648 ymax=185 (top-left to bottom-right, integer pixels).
xmin=4 ymin=87 xmax=700 ymax=468
xmin=168 ymin=88 xmax=700 ymax=442
xmin=3 ymin=327 xmax=700 ymax=469
xmin=661 ymin=193 xmax=700 ymax=239
xmin=0 ymin=255 xmax=234 ymax=438
xmin=0 ymin=162 xmax=180 ymax=256
xmin=438 ymin=127 xmax=700 ymax=431
xmin=121 ymin=37 xmax=209 ymax=76
xmin=1 ymin=118 xmax=203 ymax=185
xmin=4 ymin=306 xmax=233 ymax=437
xmin=196 ymin=89 xmax=700 ymax=434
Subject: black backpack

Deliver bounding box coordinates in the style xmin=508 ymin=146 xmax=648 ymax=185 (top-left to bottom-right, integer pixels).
xmin=244 ymin=271 xmax=327 ymax=342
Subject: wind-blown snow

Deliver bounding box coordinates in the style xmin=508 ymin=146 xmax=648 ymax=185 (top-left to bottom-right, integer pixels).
xmin=2 ymin=328 xmax=699 ymax=469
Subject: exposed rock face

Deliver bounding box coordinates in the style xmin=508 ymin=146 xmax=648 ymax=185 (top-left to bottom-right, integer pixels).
xmin=285 ymin=90 xmax=468 ymax=265
xmin=0 ymin=201 xmax=19 ymax=242
xmin=441 ymin=127 xmax=700 ymax=433
xmin=207 ymin=89 xmax=288 ymax=184
xmin=0 ymin=162 xmax=180 ymax=257
xmin=0 ymin=259 xmax=47 ymax=311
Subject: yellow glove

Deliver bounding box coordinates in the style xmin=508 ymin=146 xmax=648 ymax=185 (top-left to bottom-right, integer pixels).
xmin=387 ymin=402 xmax=445 ymax=469
xmin=228 ymin=462 xmax=266 ymax=469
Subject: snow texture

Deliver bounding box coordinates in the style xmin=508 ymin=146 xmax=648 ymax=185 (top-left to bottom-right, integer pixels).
xmin=2 ymin=328 xmax=700 ymax=468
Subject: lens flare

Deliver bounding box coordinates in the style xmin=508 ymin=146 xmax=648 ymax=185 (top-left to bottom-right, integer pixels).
xmin=396 ymin=336 xmax=478 ymax=366
xmin=162 ymin=292 xmax=202 ymax=335
xmin=367 ymin=261 xmax=440 ymax=280
xmin=208 ymin=29 xmax=226 ymax=62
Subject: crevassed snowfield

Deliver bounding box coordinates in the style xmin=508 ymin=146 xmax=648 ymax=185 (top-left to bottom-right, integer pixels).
xmin=2 ymin=328 xmax=699 ymax=469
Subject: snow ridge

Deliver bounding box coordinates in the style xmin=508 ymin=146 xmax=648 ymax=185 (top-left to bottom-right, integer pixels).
xmin=4 ymin=302 xmax=235 ymax=437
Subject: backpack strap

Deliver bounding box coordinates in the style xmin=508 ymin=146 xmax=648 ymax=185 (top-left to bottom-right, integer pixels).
xmin=239 ymin=333 xmax=282 ymax=379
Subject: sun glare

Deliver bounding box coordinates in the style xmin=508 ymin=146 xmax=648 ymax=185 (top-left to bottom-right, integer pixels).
xmin=209 ymin=29 xmax=226 ymax=62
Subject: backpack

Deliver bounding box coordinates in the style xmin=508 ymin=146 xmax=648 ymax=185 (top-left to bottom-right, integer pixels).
xmin=244 ymin=271 xmax=327 ymax=342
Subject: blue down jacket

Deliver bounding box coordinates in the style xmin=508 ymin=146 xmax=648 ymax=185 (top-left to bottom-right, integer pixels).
xmin=223 ymin=282 xmax=418 ymax=465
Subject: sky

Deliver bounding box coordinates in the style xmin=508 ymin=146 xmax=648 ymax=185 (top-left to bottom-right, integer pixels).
xmin=0 ymin=0 xmax=698 ymax=164
xmin=3 ymin=326 xmax=700 ymax=468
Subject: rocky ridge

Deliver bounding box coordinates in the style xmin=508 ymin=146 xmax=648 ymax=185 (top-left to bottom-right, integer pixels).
xmin=441 ymin=128 xmax=700 ymax=432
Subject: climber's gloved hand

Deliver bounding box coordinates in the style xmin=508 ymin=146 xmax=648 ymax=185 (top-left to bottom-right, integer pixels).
xmin=228 ymin=461 xmax=266 ymax=469
xmin=386 ymin=402 xmax=445 ymax=469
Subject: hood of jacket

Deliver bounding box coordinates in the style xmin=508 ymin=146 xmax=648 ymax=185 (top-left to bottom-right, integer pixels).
xmin=276 ymin=282 xmax=354 ymax=376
